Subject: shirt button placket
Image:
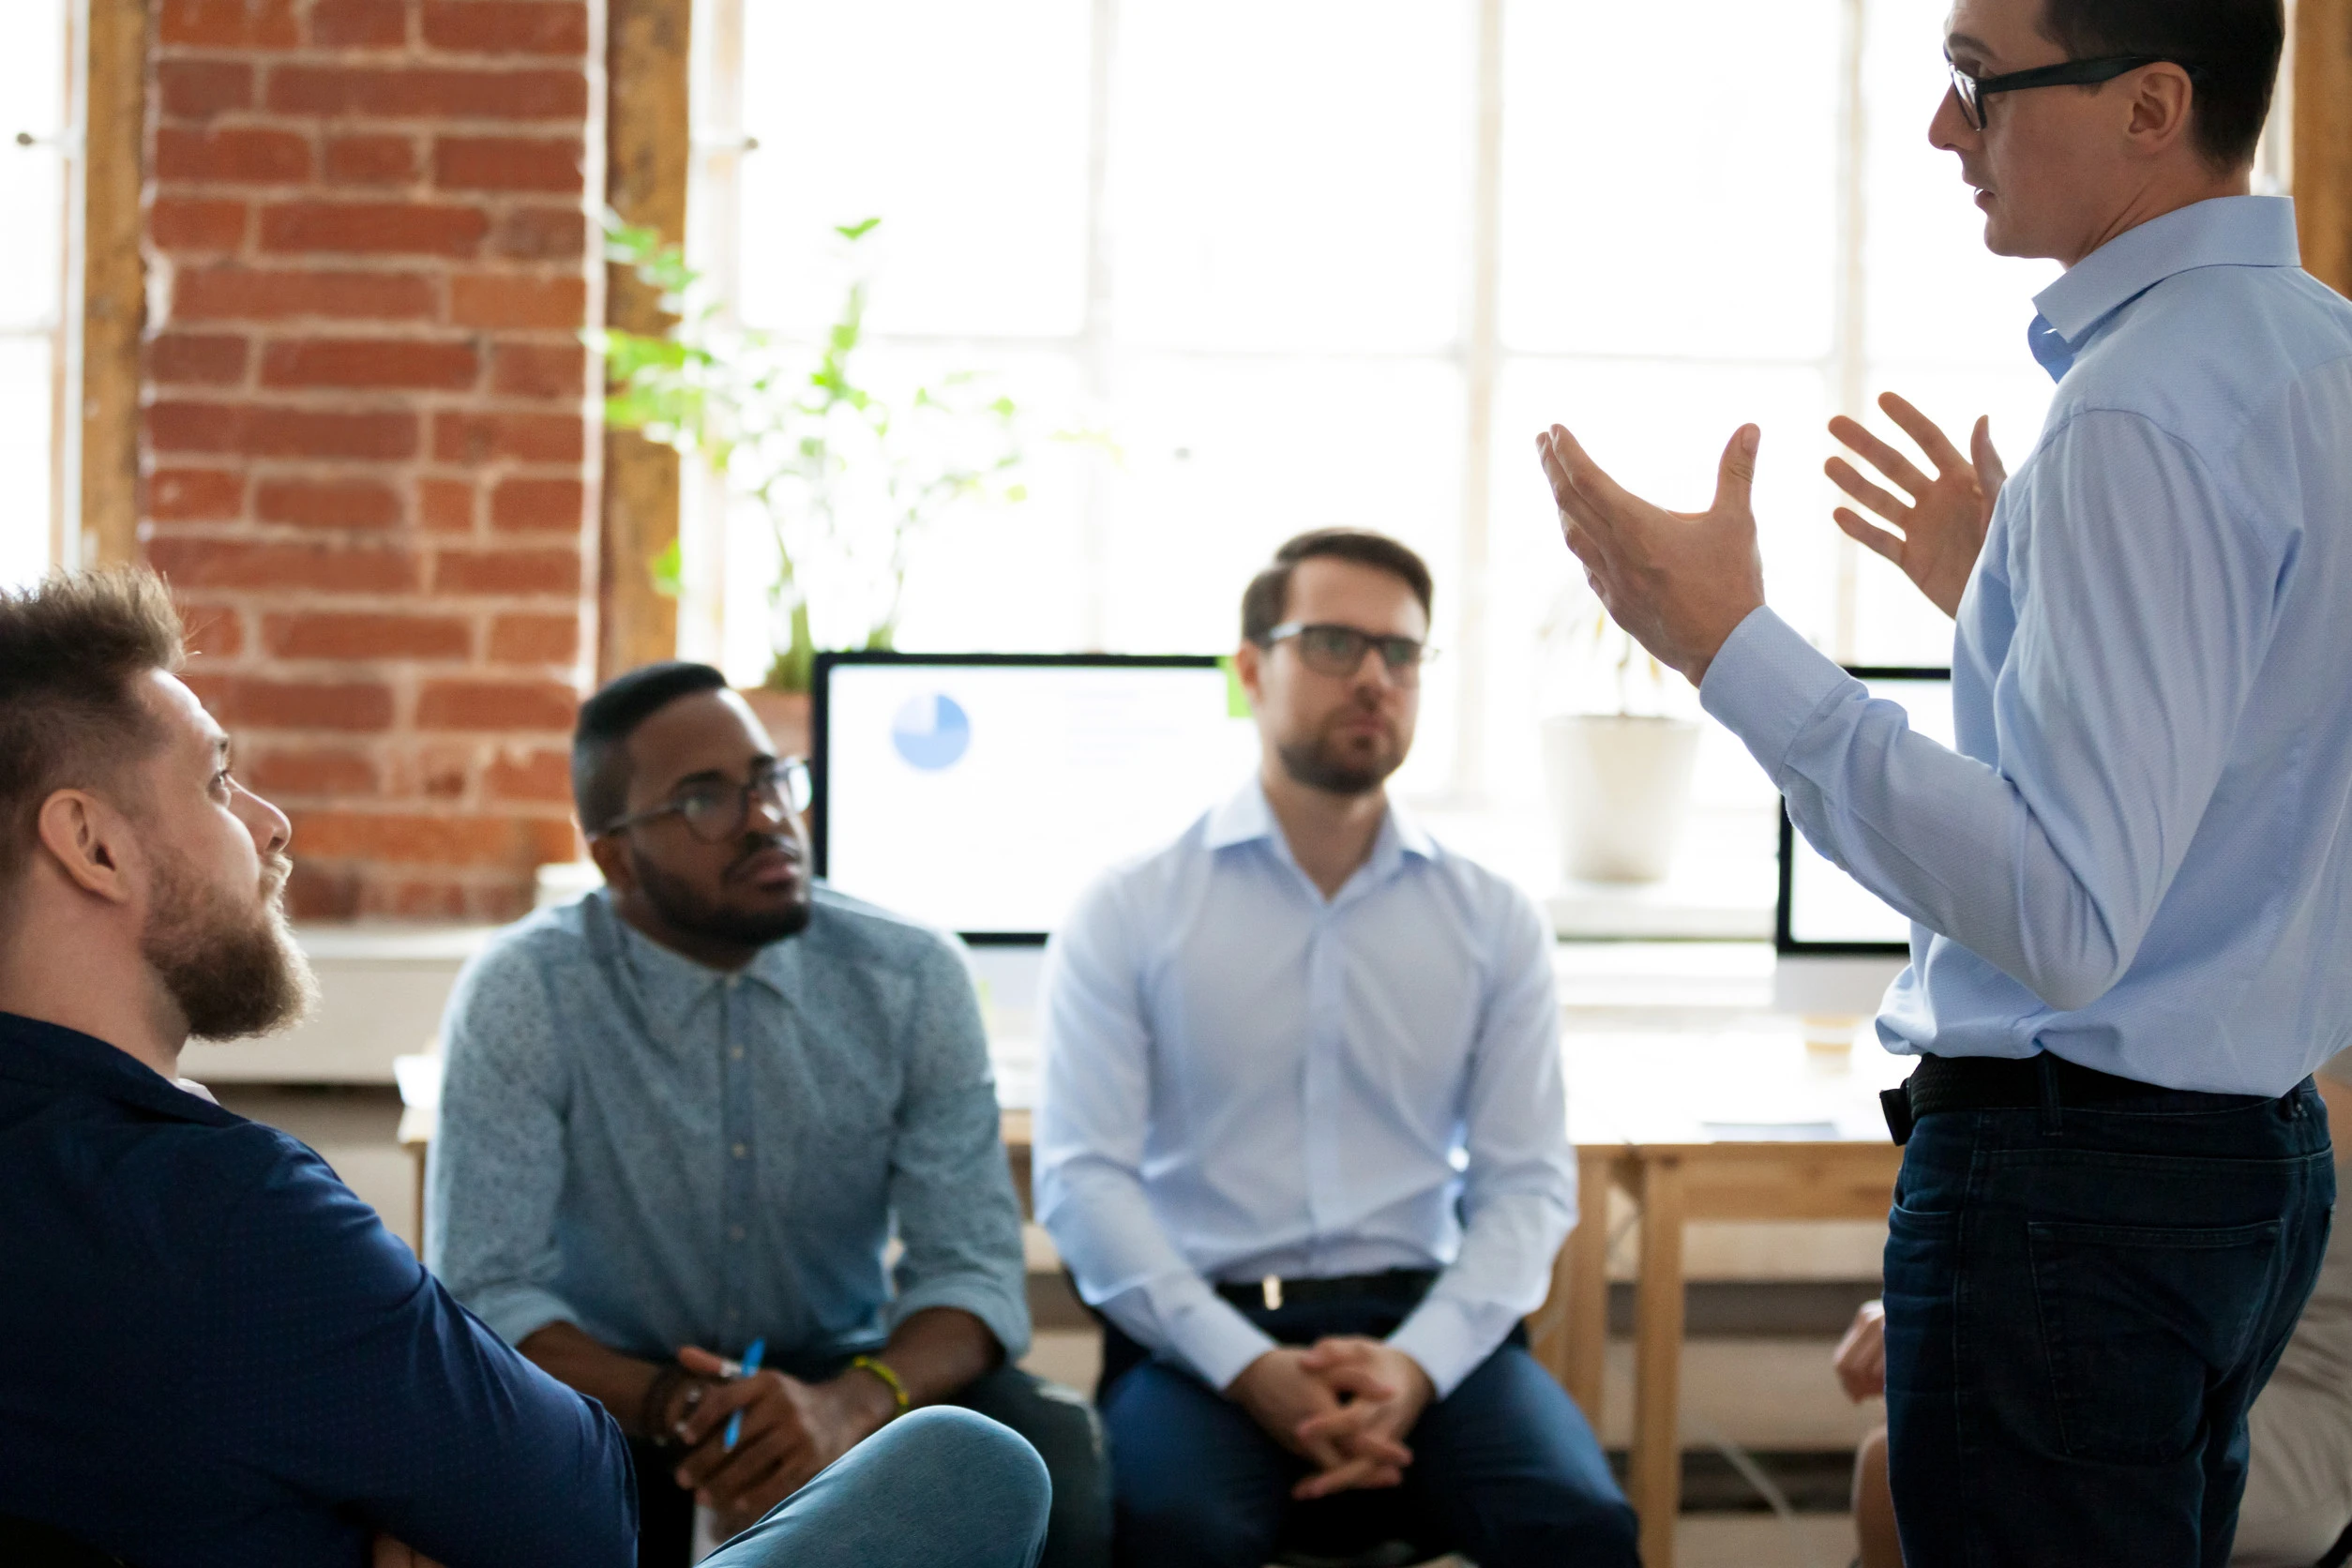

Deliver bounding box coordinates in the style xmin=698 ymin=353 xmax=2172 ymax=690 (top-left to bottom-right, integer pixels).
xmin=1303 ymin=911 xmax=1341 ymax=1275
xmin=719 ymin=979 xmax=753 ymax=1334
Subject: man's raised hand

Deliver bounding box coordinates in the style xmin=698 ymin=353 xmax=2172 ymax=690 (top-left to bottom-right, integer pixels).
xmin=1825 ymin=392 xmax=2002 ymax=620
xmin=1535 ymin=423 xmax=1768 ymax=686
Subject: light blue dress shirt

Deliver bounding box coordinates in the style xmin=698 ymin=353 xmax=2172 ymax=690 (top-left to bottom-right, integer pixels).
xmin=427 ymin=888 xmax=1030 ymax=1367
xmin=1704 ymin=195 xmax=2352 ymax=1095
xmin=1033 ymin=780 xmax=1576 ymax=1398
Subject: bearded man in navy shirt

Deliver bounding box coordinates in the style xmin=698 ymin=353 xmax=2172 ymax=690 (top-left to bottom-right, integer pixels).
xmin=0 ymin=569 xmax=1048 ymax=1568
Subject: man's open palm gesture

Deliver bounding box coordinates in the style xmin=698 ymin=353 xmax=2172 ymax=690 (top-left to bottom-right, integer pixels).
xmin=1825 ymin=392 xmax=2004 ymax=620
xmin=1536 ymin=423 xmax=1768 ymax=686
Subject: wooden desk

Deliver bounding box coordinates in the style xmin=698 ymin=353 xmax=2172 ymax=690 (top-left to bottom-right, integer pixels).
xmin=1530 ymin=1138 xmax=1901 ymax=1568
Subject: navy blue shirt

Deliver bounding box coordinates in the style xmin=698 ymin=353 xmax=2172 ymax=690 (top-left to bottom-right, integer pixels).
xmin=0 ymin=1011 xmax=636 ymax=1567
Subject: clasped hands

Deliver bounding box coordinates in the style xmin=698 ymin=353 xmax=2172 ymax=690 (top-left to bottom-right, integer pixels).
xmin=1536 ymin=390 xmax=2007 ymax=680
xmin=1227 ymin=1338 xmax=1436 ymax=1500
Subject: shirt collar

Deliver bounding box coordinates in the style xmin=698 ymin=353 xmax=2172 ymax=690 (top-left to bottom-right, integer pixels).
xmin=587 ymin=891 xmax=802 ymax=1044
xmin=0 ymin=1009 xmax=242 ymax=1127
xmin=1202 ymin=776 xmax=1439 ymax=877
xmin=2028 ymin=195 xmax=2300 ymax=380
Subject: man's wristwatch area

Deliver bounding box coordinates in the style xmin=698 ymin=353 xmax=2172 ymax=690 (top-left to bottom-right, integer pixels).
xmin=636 ymin=1360 xmax=719 ymax=1449
xmin=849 ymin=1354 xmax=911 ymax=1419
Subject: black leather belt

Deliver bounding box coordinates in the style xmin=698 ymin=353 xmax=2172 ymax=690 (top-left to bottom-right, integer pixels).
xmin=1213 ymin=1268 xmax=1439 ymax=1313
xmin=1881 ymin=1052 xmax=2271 ymax=1145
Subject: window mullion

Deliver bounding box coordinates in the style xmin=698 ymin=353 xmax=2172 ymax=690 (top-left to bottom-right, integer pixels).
xmin=1077 ymin=0 xmax=1119 ymax=651
xmin=1449 ymin=0 xmax=1505 ymax=803
xmin=1830 ymin=0 xmax=1871 ymax=662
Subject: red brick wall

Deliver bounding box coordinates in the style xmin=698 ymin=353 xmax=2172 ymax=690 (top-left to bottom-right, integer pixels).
xmin=142 ymin=0 xmax=601 ymax=921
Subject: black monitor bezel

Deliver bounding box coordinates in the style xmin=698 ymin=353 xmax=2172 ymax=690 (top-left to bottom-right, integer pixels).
xmin=1774 ymin=664 xmax=1952 ymax=957
xmin=810 ymin=650 xmax=1230 ymax=945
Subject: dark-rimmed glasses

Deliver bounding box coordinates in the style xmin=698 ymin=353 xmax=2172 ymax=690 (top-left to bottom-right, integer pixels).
xmin=1259 ymin=622 xmax=1436 ymax=686
xmin=596 ymin=757 xmax=812 ymax=843
xmin=1947 ymin=53 xmax=2196 ymax=130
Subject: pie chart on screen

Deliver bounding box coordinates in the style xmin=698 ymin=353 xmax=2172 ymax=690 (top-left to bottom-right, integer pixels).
xmin=890 ymin=693 xmax=972 ymax=771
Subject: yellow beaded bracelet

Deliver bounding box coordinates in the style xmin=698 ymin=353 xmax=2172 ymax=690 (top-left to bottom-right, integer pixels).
xmin=850 ymin=1354 xmax=910 ymax=1418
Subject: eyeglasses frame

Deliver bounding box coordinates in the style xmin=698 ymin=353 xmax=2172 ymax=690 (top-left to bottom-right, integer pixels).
xmin=1946 ymin=52 xmax=2199 ymax=130
xmin=594 ymin=755 xmax=814 ymax=843
xmin=1257 ymin=621 xmax=1437 ymax=684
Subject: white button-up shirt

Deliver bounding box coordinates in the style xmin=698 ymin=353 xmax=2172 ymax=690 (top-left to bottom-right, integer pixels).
xmin=1033 ymin=779 xmax=1575 ymax=1396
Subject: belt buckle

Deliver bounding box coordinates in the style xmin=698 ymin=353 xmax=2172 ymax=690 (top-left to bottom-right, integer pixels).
xmin=1261 ymin=1274 xmax=1283 ymax=1311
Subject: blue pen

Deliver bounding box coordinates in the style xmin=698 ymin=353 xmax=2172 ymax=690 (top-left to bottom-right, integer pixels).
xmin=723 ymin=1338 xmax=766 ymax=1452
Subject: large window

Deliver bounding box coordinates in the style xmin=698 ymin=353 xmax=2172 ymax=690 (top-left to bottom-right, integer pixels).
xmin=0 ymin=1 xmax=77 ymax=590
xmin=683 ymin=0 xmax=2103 ymax=906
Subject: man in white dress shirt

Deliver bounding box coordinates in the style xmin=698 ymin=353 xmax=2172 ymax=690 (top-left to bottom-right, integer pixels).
xmin=1034 ymin=530 xmax=1636 ymax=1568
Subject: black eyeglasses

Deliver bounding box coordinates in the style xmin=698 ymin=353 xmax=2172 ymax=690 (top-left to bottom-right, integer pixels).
xmin=1259 ymin=621 xmax=1436 ymax=685
xmin=1947 ymin=53 xmax=2196 ymax=130
xmin=596 ymin=757 xmax=813 ymax=843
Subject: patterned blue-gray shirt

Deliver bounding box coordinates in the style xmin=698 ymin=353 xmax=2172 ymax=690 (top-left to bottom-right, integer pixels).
xmin=426 ymin=887 xmax=1029 ymax=1366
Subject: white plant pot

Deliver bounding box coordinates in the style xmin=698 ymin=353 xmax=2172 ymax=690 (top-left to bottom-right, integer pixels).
xmin=1541 ymin=713 xmax=1701 ymax=883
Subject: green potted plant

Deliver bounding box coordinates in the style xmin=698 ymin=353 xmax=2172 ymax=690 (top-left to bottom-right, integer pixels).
xmin=595 ymin=215 xmax=1028 ymax=718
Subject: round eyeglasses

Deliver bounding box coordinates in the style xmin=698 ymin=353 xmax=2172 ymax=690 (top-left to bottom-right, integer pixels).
xmin=596 ymin=757 xmax=813 ymax=844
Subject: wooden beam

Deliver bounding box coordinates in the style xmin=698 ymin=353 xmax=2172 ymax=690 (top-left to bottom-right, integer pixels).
xmin=2297 ymin=0 xmax=2352 ymax=294
xmin=598 ymin=0 xmax=691 ymax=681
xmin=81 ymin=0 xmax=146 ymax=568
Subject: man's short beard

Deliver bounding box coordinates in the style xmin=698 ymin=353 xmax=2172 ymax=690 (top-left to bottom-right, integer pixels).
xmin=631 ymin=837 xmax=812 ymax=949
xmin=142 ymin=850 xmax=316 ymax=1042
xmin=1277 ymin=722 xmax=1403 ymax=798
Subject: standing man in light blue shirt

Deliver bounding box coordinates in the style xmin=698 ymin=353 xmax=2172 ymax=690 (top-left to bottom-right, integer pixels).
xmin=1534 ymin=0 xmax=2343 ymax=1561
xmin=1036 ymin=530 xmax=1636 ymax=1568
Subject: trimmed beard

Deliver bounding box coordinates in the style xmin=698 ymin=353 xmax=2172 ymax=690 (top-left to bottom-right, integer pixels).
xmin=1277 ymin=720 xmax=1403 ymax=799
xmin=141 ymin=849 xmax=316 ymax=1042
xmin=630 ymin=836 xmax=813 ymax=950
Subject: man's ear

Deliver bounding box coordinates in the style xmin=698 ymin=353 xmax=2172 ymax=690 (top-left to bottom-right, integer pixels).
xmin=1233 ymin=641 xmax=1266 ymax=712
xmin=2123 ymin=64 xmax=2197 ymax=158
xmin=586 ymin=832 xmax=638 ymax=896
xmin=34 ymin=790 xmax=139 ymax=904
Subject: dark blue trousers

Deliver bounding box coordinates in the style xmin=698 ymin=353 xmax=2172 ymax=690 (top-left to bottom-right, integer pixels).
xmin=1100 ymin=1301 xmax=1636 ymax=1568
xmin=1883 ymin=1072 xmax=2334 ymax=1568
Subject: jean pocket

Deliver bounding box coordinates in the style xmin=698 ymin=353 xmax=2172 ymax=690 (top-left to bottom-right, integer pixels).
xmin=2028 ymin=1217 xmax=2283 ymax=1465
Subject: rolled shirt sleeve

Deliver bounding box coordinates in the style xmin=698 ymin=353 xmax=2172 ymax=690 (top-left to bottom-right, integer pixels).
xmin=1035 ymin=877 xmax=1278 ymax=1393
xmin=426 ymin=942 xmax=583 ymax=1349
xmin=883 ymin=936 xmax=1033 ymax=1362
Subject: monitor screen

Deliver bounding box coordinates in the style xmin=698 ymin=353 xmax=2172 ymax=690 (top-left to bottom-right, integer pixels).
xmin=813 ymin=654 xmax=1261 ymax=941
xmin=1776 ymin=667 xmax=1955 ymax=955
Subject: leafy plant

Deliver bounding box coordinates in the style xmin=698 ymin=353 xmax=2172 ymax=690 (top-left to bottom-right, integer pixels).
xmin=594 ymin=214 xmax=1027 ymax=691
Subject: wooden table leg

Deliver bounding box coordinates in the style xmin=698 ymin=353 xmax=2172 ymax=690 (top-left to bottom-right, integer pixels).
xmin=1628 ymin=1153 xmax=1687 ymax=1568
xmin=1557 ymin=1146 xmax=1617 ymax=1422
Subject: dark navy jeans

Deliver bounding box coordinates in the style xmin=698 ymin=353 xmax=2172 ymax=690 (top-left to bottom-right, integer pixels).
xmin=1099 ymin=1300 xmax=1636 ymax=1568
xmin=1883 ymin=1070 xmax=2335 ymax=1567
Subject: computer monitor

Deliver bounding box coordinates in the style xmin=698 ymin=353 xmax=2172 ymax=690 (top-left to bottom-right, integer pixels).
xmin=811 ymin=652 xmax=1260 ymax=945
xmin=1772 ymin=666 xmax=1954 ymax=1018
